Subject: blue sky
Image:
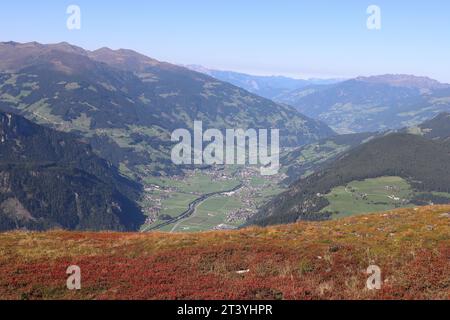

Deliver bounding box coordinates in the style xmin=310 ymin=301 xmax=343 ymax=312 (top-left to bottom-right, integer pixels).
xmin=1 ymin=1 xmax=449 ymax=81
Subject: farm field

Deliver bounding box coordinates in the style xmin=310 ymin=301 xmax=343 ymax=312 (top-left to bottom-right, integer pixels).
xmin=168 ymin=195 xmax=244 ymax=232
xmin=157 ymin=193 xmax=198 ymax=219
xmin=0 ymin=205 xmax=448 ymax=300
xmin=155 ymin=181 xmax=285 ymax=233
xmin=141 ymin=170 xmax=244 ymax=231
xmin=144 ymin=171 xmax=241 ymax=195
xmin=142 ymin=167 xmax=286 ymax=232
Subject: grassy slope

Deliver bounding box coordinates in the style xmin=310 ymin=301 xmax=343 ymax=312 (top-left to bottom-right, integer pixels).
xmin=322 ymin=176 xmax=415 ymax=219
xmin=0 ymin=205 xmax=448 ymax=300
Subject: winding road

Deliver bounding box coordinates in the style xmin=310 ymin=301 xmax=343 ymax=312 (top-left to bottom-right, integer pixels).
xmin=145 ymin=183 xmax=243 ymax=232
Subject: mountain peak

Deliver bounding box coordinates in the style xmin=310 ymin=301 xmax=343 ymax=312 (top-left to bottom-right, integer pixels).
xmin=50 ymin=42 xmax=87 ymax=55
xmin=0 ymin=41 xmax=164 ymax=74
xmin=89 ymin=46 xmax=162 ymax=72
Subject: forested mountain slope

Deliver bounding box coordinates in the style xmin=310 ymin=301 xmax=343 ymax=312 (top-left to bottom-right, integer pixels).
xmin=253 ymin=133 xmax=450 ymax=226
xmin=0 ymin=111 xmax=144 ymax=231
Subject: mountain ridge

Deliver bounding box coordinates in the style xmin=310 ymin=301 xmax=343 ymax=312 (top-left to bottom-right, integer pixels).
xmin=185 ymin=64 xmax=344 ymax=100
xmin=0 ymin=41 xmax=335 ymax=176
xmin=280 ymin=74 xmax=450 ymax=133
xmin=355 ymin=74 xmax=449 ymax=90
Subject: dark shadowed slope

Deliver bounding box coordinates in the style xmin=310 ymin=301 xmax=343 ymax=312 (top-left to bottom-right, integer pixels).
xmin=404 ymin=112 xmax=450 ymax=140
xmin=0 ymin=111 xmax=144 ymax=231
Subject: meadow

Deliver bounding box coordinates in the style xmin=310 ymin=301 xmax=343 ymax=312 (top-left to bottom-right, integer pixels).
xmin=322 ymin=176 xmax=415 ymax=219
xmin=169 ymin=195 xmax=244 ymax=232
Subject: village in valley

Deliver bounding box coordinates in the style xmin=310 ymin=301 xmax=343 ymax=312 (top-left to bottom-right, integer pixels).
xmin=140 ymin=165 xmax=286 ymax=232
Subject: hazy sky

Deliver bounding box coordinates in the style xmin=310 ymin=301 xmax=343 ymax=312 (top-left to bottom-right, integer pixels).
xmin=1 ymin=1 xmax=449 ymax=81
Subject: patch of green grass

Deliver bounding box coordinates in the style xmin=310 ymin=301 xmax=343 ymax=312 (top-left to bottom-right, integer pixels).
xmin=159 ymin=193 xmax=198 ymax=218
xmin=429 ymin=192 xmax=450 ymax=199
xmin=322 ymin=176 xmax=414 ymax=219
xmin=172 ymin=195 xmax=244 ymax=232
xmin=178 ymin=175 xmax=239 ymax=194
xmin=256 ymin=185 xmax=285 ymax=203
xmin=145 ymin=172 xmax=240 ymax=195
xmin=249 ymin=176 xmax=267 ymax=187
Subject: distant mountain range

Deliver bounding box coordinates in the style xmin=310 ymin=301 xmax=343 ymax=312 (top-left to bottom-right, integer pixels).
xmin=0 ymin=41 xmax=335 ymax=177
xmin=185 ymin=65 xmax=344 ymax=100
xmin=0 ymin=111 xmax=145 ymax=231
xmin=276 ymin=75 xmax=450 ymax=134
xmin=185 ymin=66 xmax=450 ymax=135
xmin=251 ymin=113 xmax=450 ymax=226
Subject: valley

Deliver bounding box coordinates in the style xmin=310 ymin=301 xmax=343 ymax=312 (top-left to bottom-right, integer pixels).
xmin=0 ymin=41 xmax=450 ymax=234
xmin=140 ymin=166 xmax=285 ymax=232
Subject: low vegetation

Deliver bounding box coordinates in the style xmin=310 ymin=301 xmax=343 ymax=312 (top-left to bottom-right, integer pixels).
xmin=0 ymin=205 xmax=448 ymax=300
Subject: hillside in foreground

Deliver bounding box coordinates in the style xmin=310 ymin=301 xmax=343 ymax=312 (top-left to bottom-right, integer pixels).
xmin=0 ymin=205 xmax=448 ymax=300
